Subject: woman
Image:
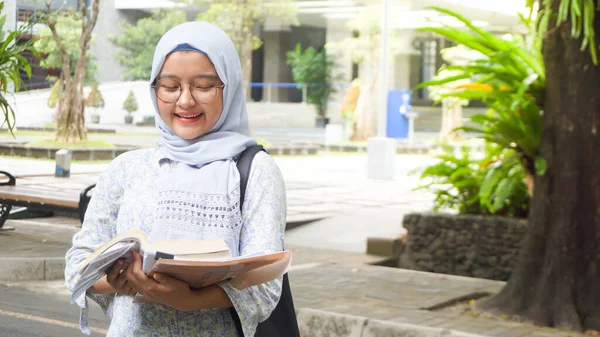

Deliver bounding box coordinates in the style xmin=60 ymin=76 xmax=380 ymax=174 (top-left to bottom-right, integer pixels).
xmin=64 ymin=21 xmax=286 ymax=337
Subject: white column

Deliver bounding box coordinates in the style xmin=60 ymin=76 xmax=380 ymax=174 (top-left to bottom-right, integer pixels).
xmin=367 ymin=0 xmax=395 ymax=180
xmin=325 ymin=18 xmax=353 ymax=124
xmin=377 ymin=0 xmax=390 ymax=138
xmin=2 ymin=0 xmax=17 ymax=131
xmin=2 ymin=0 xmax=17 ymax=32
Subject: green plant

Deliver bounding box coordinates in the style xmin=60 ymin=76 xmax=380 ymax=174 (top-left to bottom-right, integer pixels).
xmin=416 ymin=7 xmax=546 ymax=182
xmin=478 ymin=144 xmax=529 ymax=217
xmin=286 ymin=43 xmax=336 ymax=118
xmin=416 ymin=144 xmax=484 ymax=214
xmin=110 ymin=10 xmax=187 ymax=80
xmin=122 ymin=90 xmax=138 ymax=115
xmin=416 ymin=144 xmax=529 ymax=218
xmin=191 ymin=0 xmax=298 ymax=87
xmin=85 ymin=84 xmax=104 ymax=109
xmin=0 ymin=2 xmax=38 ymax=134
xmin=33 ymin=12 xmax=98 ymax=85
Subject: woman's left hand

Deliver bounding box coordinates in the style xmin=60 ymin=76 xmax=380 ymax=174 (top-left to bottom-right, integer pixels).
xmin=124 ymin=251 xmax=197 ymax=311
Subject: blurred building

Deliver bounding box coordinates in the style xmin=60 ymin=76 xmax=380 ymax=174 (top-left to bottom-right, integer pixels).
xmin=9 ymin=0 xmax=527 ymax=106
xmin=101 ymin=0 xmax=528 ymax=108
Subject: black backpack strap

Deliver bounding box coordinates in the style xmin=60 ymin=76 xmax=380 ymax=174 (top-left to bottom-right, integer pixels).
xmin=230 ymin=144 xmax=300 ymax=337
xmin=236 ymin=144 xmax=266 ymax=208
xmin=230 ymin=144 xmax=266 ymax=336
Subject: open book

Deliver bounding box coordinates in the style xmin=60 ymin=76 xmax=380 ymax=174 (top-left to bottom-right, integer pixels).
xmin=71 ymin=229 xmax=292 ymax=303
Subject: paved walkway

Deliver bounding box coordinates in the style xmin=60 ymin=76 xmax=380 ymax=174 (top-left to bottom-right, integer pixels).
xmin=0 ymin=152 xmax=587 ymax=337
xmin=1 ymin=153 xmax=435 ymax=251
xmin=1 ymin=220 xmax=585 ymax=337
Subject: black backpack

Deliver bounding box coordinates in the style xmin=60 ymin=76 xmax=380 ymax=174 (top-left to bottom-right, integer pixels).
xmin=230 ymin=144 xmax=301 ymax=337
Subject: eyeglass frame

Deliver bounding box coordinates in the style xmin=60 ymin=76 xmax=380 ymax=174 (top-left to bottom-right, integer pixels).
xmin=151 ymin=78 xmax=225 ymax=104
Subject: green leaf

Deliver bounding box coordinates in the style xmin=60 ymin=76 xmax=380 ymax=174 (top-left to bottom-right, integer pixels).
xmin=415 ymin=73 xmax=472 ymax=89
xmin=492 ymin=176 xmax=516 ymax=212
xmin=479 ymin=166 xmax=502 ymax=200
xmin=111 ymin=10 xmax=187 ymax=80
xmin=534 ymin=156 xmax=547 ymax=176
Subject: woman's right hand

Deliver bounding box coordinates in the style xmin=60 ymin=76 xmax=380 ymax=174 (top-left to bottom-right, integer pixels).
xmin=104 ymin=259 xmax=137 ymax=296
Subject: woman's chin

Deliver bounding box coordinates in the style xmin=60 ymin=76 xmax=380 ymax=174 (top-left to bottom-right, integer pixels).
xmin=176 ymin=131 xmax=207 ymax=140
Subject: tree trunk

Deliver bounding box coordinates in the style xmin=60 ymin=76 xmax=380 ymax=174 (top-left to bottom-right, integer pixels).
xmin=233 ymin=0 xmax=253 ymax=99
xmin=476 ymin=2 xmax=600 ymax=332
xmin=56 ymin=46 xmax=88 ymax=142
xmin=49 ymin=0 xmax=98 ymax=142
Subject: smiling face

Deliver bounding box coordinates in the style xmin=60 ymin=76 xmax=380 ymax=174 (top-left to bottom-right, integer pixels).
xmin=155 ymin=51 xmax=224 ymax=140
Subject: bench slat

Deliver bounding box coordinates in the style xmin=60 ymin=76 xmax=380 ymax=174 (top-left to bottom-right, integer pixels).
xmin=0 ymin=186 xmax=80 ymax=208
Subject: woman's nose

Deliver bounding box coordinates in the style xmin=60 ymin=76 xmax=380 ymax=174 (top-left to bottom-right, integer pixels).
xmin=177 ymin=85 xmax=196 ymax=107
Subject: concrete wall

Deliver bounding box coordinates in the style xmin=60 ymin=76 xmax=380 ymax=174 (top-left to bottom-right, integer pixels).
xmin=91 ymin=0 xmax=146 ymax=83
xmin=14 ymin=81 xmax=154 ymax=127
xmin=247 ymin=102 xmax=316 ymax=129
xmin=12 ymin=81 xmax=318 ymax=129
xmin=13 ymin=80 xmax=480 ymax=131
xmin=400 ymin=212 xmax=527 ymax=281
xmin=325 ymin=19 xmax=353 ymax=126
xmin=3 ymin=0 xmax=17 ymax=31
xmin=296 ymin=308 xmax=487 ymax=337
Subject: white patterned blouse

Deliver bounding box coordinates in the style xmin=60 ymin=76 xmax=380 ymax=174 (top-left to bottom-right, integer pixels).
xmin=64 ymin=148 xmax=286 ymax=337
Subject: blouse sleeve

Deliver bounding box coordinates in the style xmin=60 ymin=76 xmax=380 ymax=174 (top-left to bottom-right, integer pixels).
xmin=64 ymin=155 xmax=127 ymax=334
xmin=219 ymin=151 xmax=287 ymax=337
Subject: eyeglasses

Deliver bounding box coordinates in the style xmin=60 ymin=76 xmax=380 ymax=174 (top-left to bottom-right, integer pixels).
xmin=152 ymin=78 xmax=225 ymax=104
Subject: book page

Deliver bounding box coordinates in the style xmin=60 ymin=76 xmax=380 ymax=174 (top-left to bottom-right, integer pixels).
xmin=146 ymin=251 xmax=292 ymax=290
xmin=79 ymin=229 xmax=148 ymax=273
xmin=71 ymin=241 xmax=136 ymax=303
xmin=148 ymin=239 xmax=231 ymax=259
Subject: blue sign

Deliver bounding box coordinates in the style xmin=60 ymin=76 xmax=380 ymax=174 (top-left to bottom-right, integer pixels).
xmin=386 ymin=90 xmax=411 ymax=139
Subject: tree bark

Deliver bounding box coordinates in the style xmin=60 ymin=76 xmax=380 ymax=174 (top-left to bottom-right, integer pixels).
xmin=229 ymin=0 xmax=253 ymax=98
xmin=476 ymin=1 xmax=600 ymax=332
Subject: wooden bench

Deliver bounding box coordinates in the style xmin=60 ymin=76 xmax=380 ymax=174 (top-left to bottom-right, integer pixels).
xmin=0 ymin=171 xmax=96 ymax=230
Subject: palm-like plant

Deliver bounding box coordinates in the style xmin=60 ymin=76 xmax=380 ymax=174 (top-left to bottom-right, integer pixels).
xmin=415 ymin=143 xmax=530 ymax=217
xmin=0 ymin=3 xmax=38 ymax=134
xmin=417 ymin=7 xmax=547 ymax=188
xmin=286 ymin=43 xmax=336 ymax=118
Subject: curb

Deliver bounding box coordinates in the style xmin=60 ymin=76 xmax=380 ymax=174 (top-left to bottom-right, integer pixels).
xmin=0 ymin=257 xmax=64 ymax=282
xmin=0 ymin=143 xmax=320 ymax=161
xmin=0 ymin=215 xmax=323 ymax=283
xmin=0 ymin=264 xmax=491 ymax=337
xmin=296 ymin=308 xmax=486 ymax=337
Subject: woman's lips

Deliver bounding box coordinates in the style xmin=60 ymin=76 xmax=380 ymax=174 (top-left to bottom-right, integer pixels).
xmin=174 ymin=112 xmax=204 ymax=123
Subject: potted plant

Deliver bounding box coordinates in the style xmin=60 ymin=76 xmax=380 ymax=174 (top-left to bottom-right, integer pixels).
xmin=122 ymin=90 xmax=138 ymax=124
xmin=85 ymin=83 xmax=104 ymax=124
xmin=286 ymin=43 xmax=336 ymax=127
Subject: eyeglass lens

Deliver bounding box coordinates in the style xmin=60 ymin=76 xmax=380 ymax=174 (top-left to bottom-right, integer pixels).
xmin=155 ymin=79 xmax=221 ymax=103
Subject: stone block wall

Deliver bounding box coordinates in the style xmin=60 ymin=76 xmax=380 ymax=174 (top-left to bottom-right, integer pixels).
xmin=399 ymin=212 xmax=528 ymax=281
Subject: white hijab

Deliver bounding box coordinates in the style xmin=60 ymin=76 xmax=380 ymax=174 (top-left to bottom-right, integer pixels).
xmin=149 ymin=21 xmax=256 ymax=166
xmin=147 ymin=22 xmax=256 ymax=253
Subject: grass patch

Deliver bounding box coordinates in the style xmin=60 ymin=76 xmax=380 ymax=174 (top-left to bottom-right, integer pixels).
xmin=0 ymin=131 xmax=54 ymax=138
xmin=26 ymin=139 xmax=116 ymax=149
xmin=0 ymin=130 xmax=159 ymax=138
